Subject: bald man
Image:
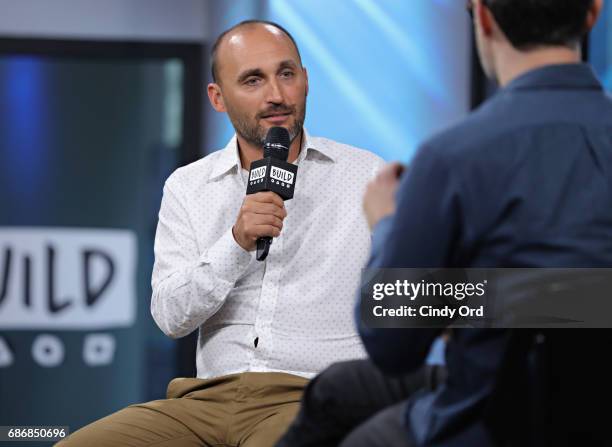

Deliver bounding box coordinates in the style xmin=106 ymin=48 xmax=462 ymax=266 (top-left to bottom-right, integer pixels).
xmin=58 ymin=20 xmax=391 ymax=447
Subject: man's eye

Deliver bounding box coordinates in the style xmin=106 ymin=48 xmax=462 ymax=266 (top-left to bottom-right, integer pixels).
xmin=280 ymin=70 xmax=295 ymax=79
xmin=245 ymin=78 xmax=261 ymax=86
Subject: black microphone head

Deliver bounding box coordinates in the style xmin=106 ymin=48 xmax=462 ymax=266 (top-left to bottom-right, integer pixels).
xmin=264 ymin=127 xmax=290 ymax=161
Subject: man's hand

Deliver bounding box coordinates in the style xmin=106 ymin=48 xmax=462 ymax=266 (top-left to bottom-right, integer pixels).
xmin=363 ymin=162 xmax=405 ymax=230
xmin=233 ymin=191 xmax=287 ymax=251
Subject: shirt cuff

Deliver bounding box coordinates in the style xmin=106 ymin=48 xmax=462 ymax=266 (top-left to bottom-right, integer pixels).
xmin=200 ymin=227 xmax=254 ymax=284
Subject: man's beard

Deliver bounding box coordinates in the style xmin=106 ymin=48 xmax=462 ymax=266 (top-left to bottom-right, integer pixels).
xmin=228 ymin=99 xmax=306 ymax=148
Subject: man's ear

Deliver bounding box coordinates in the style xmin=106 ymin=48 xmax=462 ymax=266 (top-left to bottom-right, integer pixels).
xmin=303 ymin=67 xmax=309 ymax=97
xmin=476 ymin=0 xmax=495 ymax=37
xmin=207 ymin=83 xmax=226 ymax=113
xmin=585 ymin=0 xmax=603 ymax=32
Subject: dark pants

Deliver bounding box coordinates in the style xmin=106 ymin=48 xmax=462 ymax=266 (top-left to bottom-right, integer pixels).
xmin=276 ymin=359 xmax=446 ymax=447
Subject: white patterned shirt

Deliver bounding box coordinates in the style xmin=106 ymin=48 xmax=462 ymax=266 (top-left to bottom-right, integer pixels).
xmin=151 ymin=130 xmax=384 ymax=379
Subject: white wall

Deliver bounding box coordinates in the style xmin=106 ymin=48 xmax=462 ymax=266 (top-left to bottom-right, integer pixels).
xmin=0 ymin=0 xmax=209 ymax=42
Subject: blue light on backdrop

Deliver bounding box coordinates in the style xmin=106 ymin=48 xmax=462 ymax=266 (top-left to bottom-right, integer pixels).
xmin=1 ymin=57 xmax=50 ymax=203
xmin=267 ymin=0 xmax=471 ymax=162
xmin=591 ymin=0 xmax=612 ymax=90
xmin=206 ymin=0 xmax=471 ymax=163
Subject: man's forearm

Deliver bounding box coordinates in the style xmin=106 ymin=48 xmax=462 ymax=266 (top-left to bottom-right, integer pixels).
xmin=151 ymin=224 xmax=253 ymax=338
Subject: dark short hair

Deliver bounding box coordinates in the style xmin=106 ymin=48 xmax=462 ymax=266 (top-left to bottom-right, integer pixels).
xmin=484 ymin=0 xmax=594 ymax=49
xmin=210 ymin=20 xmax=302 ymax=83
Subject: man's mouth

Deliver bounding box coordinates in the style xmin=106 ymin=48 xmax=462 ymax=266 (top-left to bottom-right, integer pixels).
xmin=260 ymin=112 xmax=292 ymax=123
xmin=261 ymin=112 xmax=292 ymax=119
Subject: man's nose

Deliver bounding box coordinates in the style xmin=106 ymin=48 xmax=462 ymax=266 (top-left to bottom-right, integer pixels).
xmin=265 ymin=79 xmax=284 ymax=104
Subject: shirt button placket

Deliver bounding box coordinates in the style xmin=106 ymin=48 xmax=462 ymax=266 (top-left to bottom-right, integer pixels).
xmin=250 ymin=235 xmax=283 ymax=371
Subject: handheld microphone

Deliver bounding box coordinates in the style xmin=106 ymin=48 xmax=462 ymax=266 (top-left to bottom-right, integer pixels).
xmin=246 ymin=127 xmax=298 ymax=261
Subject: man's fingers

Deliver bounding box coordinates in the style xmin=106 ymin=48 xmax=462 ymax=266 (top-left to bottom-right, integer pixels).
xmin=241 ymin=213 xmax=283 ymax=231
xmin=252 ymin=214 xmax=283 ymax=230
xmin=243 ymin=202 xmax=287 ymax=219
xmin=249 ymin=191 xmax=285 ymax=208
xmin=252 ymin=224 xmax=282 ymax=238
xmin=234 ymin=192 xmax=287 ymax=251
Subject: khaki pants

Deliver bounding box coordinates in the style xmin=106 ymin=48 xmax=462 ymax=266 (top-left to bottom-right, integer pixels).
xmin=57 ymin=372 xmax=308 ymax=447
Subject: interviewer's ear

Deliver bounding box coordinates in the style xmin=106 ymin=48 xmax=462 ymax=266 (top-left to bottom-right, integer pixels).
xmin=585 ymin=0 xmax=603 ymax=32
xmin=207 ymin=83 xmax=226 ymax=113
xmin=476 ymin=0 xmax=495 ymax=37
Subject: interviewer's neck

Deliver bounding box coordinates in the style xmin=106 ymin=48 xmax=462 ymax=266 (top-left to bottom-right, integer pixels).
xmin=495 ymin=44 xmax=582 ymax=87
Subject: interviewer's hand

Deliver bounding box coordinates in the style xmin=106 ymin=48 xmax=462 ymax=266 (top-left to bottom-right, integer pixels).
xmin=233 ymin=191 xmax=287 ymax=251
xmin=363 ymin=162 xmax=405 ymax=230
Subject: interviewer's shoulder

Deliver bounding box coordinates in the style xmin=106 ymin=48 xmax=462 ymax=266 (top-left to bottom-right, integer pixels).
xmin=418 ymin=97 xmax=516 ymax=163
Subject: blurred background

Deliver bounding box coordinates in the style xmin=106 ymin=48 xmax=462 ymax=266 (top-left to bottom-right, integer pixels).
xmin=0 ymin=0 xmax=610 ymax=441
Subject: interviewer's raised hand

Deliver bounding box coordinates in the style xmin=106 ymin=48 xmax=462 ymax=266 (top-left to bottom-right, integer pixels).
xmin=363 ymin=162 xmax=405 ymax=230
xmin=233 ymin=191 xmax=287 ymax=251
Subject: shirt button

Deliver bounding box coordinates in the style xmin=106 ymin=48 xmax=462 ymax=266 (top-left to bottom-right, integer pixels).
xmin=254 ymin=337 xmax=259 ymax=348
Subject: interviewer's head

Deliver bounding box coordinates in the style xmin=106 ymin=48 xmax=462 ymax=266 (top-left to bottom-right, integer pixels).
xmin=207 ymin=21 xmax=308 ymax=148
xmin=468 ymin=0 xmax=603 ymax=84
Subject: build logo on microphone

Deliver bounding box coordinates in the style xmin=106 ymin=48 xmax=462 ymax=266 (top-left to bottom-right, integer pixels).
xmin=249 ymin=166 xmax=267 ymax=185
xmin=270 ymin=167 xmax=294 ymax=188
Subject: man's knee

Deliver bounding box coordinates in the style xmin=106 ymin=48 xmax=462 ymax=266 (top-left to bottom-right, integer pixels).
xmin=57 ymin=404 xmax=199 ymax=447
xmin=56 ymin=414 xmax=119 ymax=447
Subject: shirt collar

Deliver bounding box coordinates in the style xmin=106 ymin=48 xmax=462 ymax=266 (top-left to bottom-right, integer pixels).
xmin=209 ymin=135 xmax=242 ymax=181
xmin=209 ymin=128 xmax=336 ymax=181
xmin=298 ymin=129 xmax=337 ymax=164
xmin=504 ymin=63 xmax=603 ymax=93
